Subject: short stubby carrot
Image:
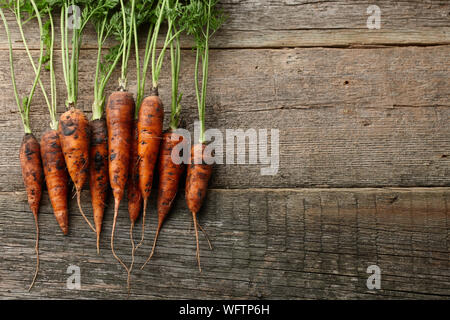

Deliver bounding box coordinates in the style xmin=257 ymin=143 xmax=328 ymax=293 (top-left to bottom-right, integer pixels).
xmin=106 ymin=91 xmax=135 ymax=272
xmin=40 ymin=130 xmax=69 ymax=235
xmin=58 ymin=108 xmax=94 ymax=232
xmin=142 ymin=131 xmax=184 ymax=267
xmin=185 ymin=143 xmax=213 ymax=272
xmin=89 ymin=119 xmax=109 ymax=253
xmin=20 ymin=133 xmax=44 ymax=290
xmin=137 ymin=94 xmax=164 ymax=246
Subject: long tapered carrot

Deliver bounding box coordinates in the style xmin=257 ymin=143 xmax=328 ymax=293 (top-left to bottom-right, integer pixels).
xmin=126 ymin=120 xmax=141 ymax=293
xmin=106 ymin=90 xmax=134 ymax=271
xmin=89 ymin=119 xmax=109 ymax=253
xmin=58 ymin=108 xmax=95 ymax=233
xmin=20 ymin=134 xmax=44 ymax=289
xmin=1 ymin=2 xmax=46 ymax=291
xmin=180 ymin=0 xmax=223 ymax=272
xmin=141 ymin=131 xmax=184 ymax=267
xmin=40 ymin=130 xmax=69 ymax=235
xmin=136 ymin=92 xmax=164 ymax=247
xmin=185 ymin=143 xmax=213 ymax=272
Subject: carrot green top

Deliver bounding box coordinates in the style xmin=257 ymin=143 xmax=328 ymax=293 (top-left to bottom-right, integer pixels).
xmin=180 ymin=0 xmax=224 ymax=143
xmin=0 ymin=0 xmax=46 ymax=134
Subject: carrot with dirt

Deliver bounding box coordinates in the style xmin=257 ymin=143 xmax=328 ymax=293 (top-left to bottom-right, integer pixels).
xmin=89 ymin=0 xmax=122 ymax=253
xmin=135 ymin=0 xmax=182 ymax=249
xmin=105 ymin=0 xmax=137 ymax=283
xmin=181 ymin=0 xmax=223 ymax=272
xmin=141 ymin=1 xmax=186 ymax=267
xmin=0 ymin=1 xmax=45 ymax=290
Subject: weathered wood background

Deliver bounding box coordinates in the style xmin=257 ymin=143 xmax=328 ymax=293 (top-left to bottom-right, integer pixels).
xmin=0 ymin=1 xmax=449 ymax=299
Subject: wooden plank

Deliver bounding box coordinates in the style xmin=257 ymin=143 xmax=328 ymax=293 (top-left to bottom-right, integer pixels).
xmin=0 ymin=47 xmax=448 ymax=190
xmin=0 ymin=188 xmax=448 ymax=299
xmin=0 ymin=1 xmax=449 ymax=49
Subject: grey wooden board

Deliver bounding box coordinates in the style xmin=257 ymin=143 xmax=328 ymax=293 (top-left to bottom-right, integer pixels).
xmin=0 ymin=188 xmax=449 ymax=299
xmin=0 ymin=0 xmax=449 ymax=300
xmin=0 ymin=47 xmax=448 ymax=190
xmin=1 ymin=1 xmax=450 ymax=49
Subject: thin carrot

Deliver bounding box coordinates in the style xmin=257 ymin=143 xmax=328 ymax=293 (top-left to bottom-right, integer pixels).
xmin=136 ymin=94 xmax=164 ymax=247
xmin=180 ymin=0 xmax=223 ymax=271
xmin=126 ymin=120 xmax=141 ymax=293
xmin=141 ymin=132 xmax=184 ymax=268
xmin=103 ymin=0 xmax=138 ymax=285
xmin=1 ymin=1 xmax=45 ymax=290
xmin=41 ymin=131 xmax=69 ymax=235
xmin=135 ymin=0 xmax=175 ymax=248
xmin=89 ymin=3 xmax=124 ymax=253
xmin=141 ymin=15 xmax=184 ymax=267
xmin=89 ymin=119 xmax=109 ymax=252
xmin=106 ymin=91 xmax=135 ymax=272
xmin=185 ymin=144 xmax=213 ymax=272
xmin=20 ymin=134 xmax=44 ymax=287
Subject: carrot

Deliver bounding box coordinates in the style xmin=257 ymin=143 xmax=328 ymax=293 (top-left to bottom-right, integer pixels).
xmin=89 ymin=2 xmax=124 ymax=253
xmin=185 ymin=144 xmax=213 ymax=271
xmin=89 ymin=119 xmax=109 ymax=253
xmin=127 ymin=121 xmax=142 ymax=225
xmin=136 ymin=93 xmax=164 ymax=247
xmin=106 ymin=90 xmax=135 ymax=272
xmin=41 ymin=130 xmax=69 ymax=235
xmin=20 ymin=134 xmax=44 ymax=288
xmin=1 ymin=1 xmax=47 ymax=290
xmin=178 ymin=0 xmax=223 ymax=271
xmin=134 ymin=0 xmax=178 ymax=248
xmin=58 ymin=108 xmax=95 ymax=233
xmin=141 ymin=131 xmax=184 ymax=267
xmin=126 ymin=120 xmax=141 ymax=293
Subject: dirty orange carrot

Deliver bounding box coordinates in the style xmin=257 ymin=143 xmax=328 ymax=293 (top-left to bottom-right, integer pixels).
xmin=134 ymin=0 xmax=179 ymax=249
xmin=126 ymin=120 xmax=141 ymax=293
xmin=185 ymin=144 xmax=213 ymax=272
xmin=89 ymin=119 xmax=109 ymax=253
xmin=40 ymin=131 xmax=69 ymax=235
xmin=128 ymin=121 xmax=142 ymax=226
xmin=88 ymin=3 xmax=125 ymax=253
xmin=106 ymin=90 xmax=135 ymax=272
xmin=1 ymin=2 xmax=46 ymax=290
xmin=58 ymin=108 xmax=95 ymax=233
xmin=180 ymin=0 xmax=223 ymax=271
xmin=137 ymin=92 xmax=164 ymax=247
xmin=20 ymin=134 xmax=44 ymax=288
xmin=141 ymin=131 xmax=184 ymax=267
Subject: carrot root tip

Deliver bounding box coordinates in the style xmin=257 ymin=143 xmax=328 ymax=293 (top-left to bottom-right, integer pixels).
xmin=192 ymin=212 xmax=202 ymax=273
xmin=136 ymin=198 xmax=148 ymax=250
xmin=77 ymin=191 xmax=96 ymax=233
xmin=141 ymin=223 xmax=162 ymax=270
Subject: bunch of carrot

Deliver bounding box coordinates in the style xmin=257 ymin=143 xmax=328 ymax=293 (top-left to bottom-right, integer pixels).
xmin=0 ymin=0 xmax=223 ymax=292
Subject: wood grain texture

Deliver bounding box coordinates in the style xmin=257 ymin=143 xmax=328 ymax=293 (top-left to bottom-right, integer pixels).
xmin=0 ymin=188 xmax=448 ymax=299
xmin=0 ymin=0 xmax=449 ymax=300
xmin=0 ymin=1 xmax=449 ymax=49
xmin=0 ymin=47 xmax=448 ymax=190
